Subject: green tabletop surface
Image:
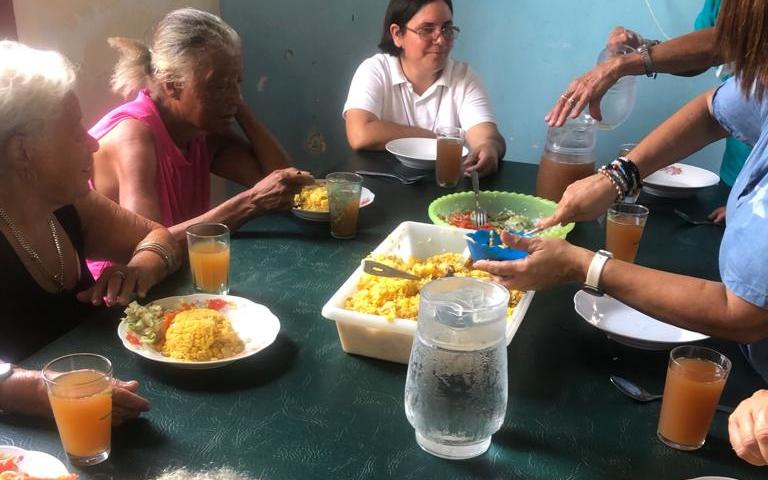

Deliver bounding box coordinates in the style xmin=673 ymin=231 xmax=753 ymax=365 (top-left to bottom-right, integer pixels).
xmin=2 ymin=145 xmax=765 ymax=480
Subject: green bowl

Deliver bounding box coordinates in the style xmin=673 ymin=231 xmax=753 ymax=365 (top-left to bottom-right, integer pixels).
xmin=428 ymin=191 xmax=574 ymax=239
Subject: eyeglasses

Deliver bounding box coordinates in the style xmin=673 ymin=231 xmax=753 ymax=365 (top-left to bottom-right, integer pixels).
xmin=404 ymin=24 xmax=460 ymax=41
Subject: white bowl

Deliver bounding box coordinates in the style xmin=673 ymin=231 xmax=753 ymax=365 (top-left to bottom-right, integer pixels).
xmin=117 ymin=294 xmax=280 ymax=369
xmin=321 ymin=221 xmax=535 ymax=364
xmin=385 ymin=137 xmax=469 ymax=170
xmin=573 ymin=290 xmax=708 ymax=350
xmin=292 ymin=186 xmax=375 ymax=222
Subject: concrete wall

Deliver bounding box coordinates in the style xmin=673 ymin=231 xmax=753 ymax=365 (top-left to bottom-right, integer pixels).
xmin=222 ymin=0 xmax=724 ymax=170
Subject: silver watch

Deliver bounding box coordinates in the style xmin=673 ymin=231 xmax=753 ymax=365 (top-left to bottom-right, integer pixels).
xmin=0 ymin=362 xmax=12 ymax=382
xmin=637 ymin=44 xmax=657 ymax=79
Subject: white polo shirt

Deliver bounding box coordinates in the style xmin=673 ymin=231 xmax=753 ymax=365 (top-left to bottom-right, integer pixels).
xmin=342 ymin=53 xmax=497 ymax=133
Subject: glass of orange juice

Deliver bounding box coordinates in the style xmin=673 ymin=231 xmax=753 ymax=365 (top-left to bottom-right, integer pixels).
xmin=42 ymin=353 xmax=113 ymax=466
xmin=605 ymin=203 xmax=649 ymax=262
xmin=657 ymin=346 xmax=731 ymax=450
xmin=326 ymin=172 xmax=363 ymax=239
xmin=186 ymin=223 xmax=230 ymax=294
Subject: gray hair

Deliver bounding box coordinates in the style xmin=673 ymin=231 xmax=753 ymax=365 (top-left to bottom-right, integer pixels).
xmin=0 ymin=41 xmax=76 ymax=149
xmin=109 ymin=8 xmax=241 ymax=99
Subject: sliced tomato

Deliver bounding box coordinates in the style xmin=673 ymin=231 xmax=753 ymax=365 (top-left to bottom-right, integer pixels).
xmin=206 ymin=298 xmax=228 ymax=311
xmin=125 ymin=333 xmax=141 ymax=346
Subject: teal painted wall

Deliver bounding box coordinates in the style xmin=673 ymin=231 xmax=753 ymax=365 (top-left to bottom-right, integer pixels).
xmin=222 ymin=0 xmax=724 ymax=170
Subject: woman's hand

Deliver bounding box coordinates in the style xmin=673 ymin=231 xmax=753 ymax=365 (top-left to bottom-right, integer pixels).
xmin=247 ymin=167 xmax=314 ymax=215
xmin=729 ymin=389 xmax=768 ymax=466
xmin=77 ymin=263 xmax=160 ymax=306
xmin=112 ymin=379 xmax=151 ymax=426
xmin=463 ymin=142 xmax=499 ymax=177
xmin=537 ymin=173 xmax=617 ymax=229
xmin=709 ymin=206 xmax=727 ymax=224
xmin=606 ymin=26 xmax=643 ymax=49
xmin=545 ymin=60 xmax=622 ymax=128
xmin=473 ymin=232 xmax=592 ymax=291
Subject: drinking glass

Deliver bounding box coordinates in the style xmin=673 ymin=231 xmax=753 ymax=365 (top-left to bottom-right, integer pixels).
xmin=326 ymin=172 xmax=363 ymax=239
xmin=435 ymin=126 xmax=465 ymax=188
xmin=405 ymin=277 xmax=509 ymax=459
xmin=657 ymin=346 xmax=731 ymax=450
xmin=186 ymin=223 xmax=230 ymax=294
xmin=606 ymin=203 xmax=649 ymax=262
xmin=43 ymin=353 xmax=113 ymax=466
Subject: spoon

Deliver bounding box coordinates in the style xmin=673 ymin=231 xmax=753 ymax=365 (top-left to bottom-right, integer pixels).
xmin=610 ymin=375 xmax=734 ymax=414
xmin=355 ymin=170 xmax=427 ymax=185
xmin=673 ymin=209 xmax=720 ymax=226
xmin=362 ymin=260 xmax=420 ymax=280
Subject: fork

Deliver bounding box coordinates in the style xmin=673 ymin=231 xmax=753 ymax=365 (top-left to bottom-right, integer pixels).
xmin=355 ymin=170 xmax=427 ymax=185
xmin=471 ymin=171 xmax=488 ymax=228
xmin=674 ymin=209 xmax=718 ymax=226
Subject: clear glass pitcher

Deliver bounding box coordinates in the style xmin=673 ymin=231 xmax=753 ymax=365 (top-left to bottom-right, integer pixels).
xmin=535 ymin=112 xmax=597 ymax=202
xmin=404 ymin=277 xmax=509 ymax=460
xmin=596 ymin=44 xmax=637 ymax=129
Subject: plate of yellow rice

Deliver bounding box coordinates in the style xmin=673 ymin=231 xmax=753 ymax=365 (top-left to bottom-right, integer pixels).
xmin=117 ymin=294 xmax=280 ymax=369
xmin=292 ymin=180 xmax=375 ymax=221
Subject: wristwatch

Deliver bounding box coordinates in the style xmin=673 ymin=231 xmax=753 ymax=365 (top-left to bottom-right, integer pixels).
xmin=0 ymin=363 xmax=11 ymax=382
xmin=583 ymin=250 xmax=613 ymax=296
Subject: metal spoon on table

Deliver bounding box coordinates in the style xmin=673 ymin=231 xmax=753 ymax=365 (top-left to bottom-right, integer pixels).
xmin=610 ymin=375 xmax=734 ymax=414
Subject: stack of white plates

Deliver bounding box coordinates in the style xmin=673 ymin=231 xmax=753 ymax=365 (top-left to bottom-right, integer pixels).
xmin=385 ymin=137 xmax=469 ymax=170
xmin=642 ymin=163 xmax=719 ymax=198
xmin=573 ymin=290 xmax=709 ymax=350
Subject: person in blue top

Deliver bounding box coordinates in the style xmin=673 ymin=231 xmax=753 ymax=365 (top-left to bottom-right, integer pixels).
xmin=546 ymin=0 xmax=751 ymax=223
xmin=477 ymin=0 xmax=768 ymax=466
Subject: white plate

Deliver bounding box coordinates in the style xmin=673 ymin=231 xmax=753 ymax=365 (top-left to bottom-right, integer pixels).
xmin=292 ymin=186 xmax=375 ymax=222
xmin=385 ymin=138 xmax=469 ymax=170
xmin=321 ymin=221 xmax=535 ymax=363
xmin=573 ymin=290 xmax=708 ymax=350
xmin=117 ymin=294 xmax=280 ymax=369
xmin=0 ymin=445 xmax=70 ymax=478
xmin=643 ymin=163 xmax=719 ymax=194
xmin=642 ymin=185 xmax=698 ymax=199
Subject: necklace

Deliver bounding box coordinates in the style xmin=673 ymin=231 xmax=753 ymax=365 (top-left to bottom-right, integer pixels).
xmin=0 ymin=207 xmax=65 ymax=292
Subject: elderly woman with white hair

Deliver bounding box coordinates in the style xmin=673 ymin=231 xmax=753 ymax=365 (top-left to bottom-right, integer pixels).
xmin=0 ymin=41 xmax=174 ymax=423
xmin=88 ymin=8 xmax=312 ymax=278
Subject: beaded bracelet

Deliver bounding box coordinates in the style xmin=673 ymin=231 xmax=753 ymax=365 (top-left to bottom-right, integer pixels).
xmin=616 ymin=156 xmax=643 ymax=195
xmin=133 ymin=241 xmax=174 ymax=271
xmin=605 ymin=166 xmax=629 ymax=194
xmin=598 ymin=166 xmax=625 ymax=202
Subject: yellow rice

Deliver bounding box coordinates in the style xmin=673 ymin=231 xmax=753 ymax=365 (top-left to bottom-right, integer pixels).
xmin=344 ymin=253 xmax=523 ymax=320
xmin=294 ymin=183 xmax=328 ymax=212
xmin=161 ymin=308 xmax=245 ymax=361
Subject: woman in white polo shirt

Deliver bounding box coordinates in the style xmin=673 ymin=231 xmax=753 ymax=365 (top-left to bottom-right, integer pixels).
xmin=343 ymin=0 xmax=505 ymax=177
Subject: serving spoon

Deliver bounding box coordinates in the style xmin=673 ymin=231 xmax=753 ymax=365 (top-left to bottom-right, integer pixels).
xmin=610 ymin=375 xmax=734 ymax=414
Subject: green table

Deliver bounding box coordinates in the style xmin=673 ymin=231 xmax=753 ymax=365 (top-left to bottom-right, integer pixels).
xmin=3 ymin=150 xmax=765 ymax=479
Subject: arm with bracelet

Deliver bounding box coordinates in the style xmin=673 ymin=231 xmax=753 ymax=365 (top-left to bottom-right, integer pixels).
xmin=74 ymin=192 xmax=180 ymax=306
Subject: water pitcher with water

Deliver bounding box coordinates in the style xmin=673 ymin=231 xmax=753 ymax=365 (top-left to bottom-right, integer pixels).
xmin=404 ymin=277 xmax=510 ymax=460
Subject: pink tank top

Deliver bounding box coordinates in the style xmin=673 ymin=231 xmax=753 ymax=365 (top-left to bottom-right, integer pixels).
xmin=87 ymin=89 xmax=211 ymax=278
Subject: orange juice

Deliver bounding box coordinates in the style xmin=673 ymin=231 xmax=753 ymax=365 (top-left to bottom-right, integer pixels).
xmin=606 ymin=214 xmax=645 ymax=262
xmin=657 ymin=357 xmax=728 ymax=449
xmin=48 ymin=370 xmax=112 ymax=458
xmin=189 ymin=240 xmax=230 ymax=293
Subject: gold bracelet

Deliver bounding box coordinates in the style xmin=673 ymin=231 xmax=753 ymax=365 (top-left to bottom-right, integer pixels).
xmin=133 ymin=241 xmax=173 ymax=271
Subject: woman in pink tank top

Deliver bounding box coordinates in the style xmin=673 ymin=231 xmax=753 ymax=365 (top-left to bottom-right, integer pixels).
xmin=87 ymin=8 xmax=313 ymax=278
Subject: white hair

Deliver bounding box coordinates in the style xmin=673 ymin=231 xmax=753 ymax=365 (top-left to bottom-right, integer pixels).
xmin=153 ymin=467 xmax=256 ymax=480
xmin=109 ymin=8 xmax=241 ymax=99
xmin=0 ymin=40 xmax=75 ymax=148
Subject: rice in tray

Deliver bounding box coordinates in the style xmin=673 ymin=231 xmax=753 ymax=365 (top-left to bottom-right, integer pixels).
xmin=344 ymin=253 xmax=523 ymax=320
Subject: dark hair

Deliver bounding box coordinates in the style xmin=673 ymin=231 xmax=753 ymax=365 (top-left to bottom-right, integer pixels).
xmin=716 ymin=0 xmax=768 ymax=101
xmin=377 ymin=0 xmax=453 ymax=56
